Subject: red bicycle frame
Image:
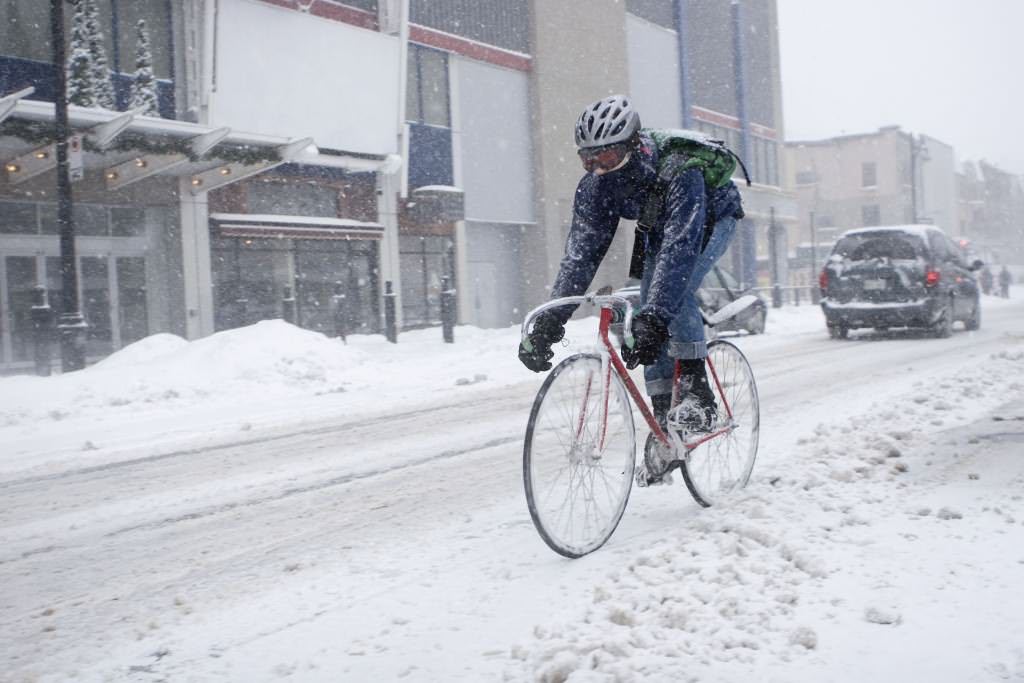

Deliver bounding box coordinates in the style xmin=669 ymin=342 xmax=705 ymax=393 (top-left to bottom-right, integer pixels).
xmin=594 ymin=306 xmax=734 ymax=453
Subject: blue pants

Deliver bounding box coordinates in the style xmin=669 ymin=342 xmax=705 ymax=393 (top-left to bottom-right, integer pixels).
xmin=640 ymin=215 xmax=738 ymax=397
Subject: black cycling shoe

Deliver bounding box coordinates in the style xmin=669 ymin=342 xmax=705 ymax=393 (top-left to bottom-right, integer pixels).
xmin=639 ymin=432 xmax=674 ymax=487
xmin=669 ymin=359 xmax=719 ymax=435
xmin=668 ymin=396 xmax=718 ymax=434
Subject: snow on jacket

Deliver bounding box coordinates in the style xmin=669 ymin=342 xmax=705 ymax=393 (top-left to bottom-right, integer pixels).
xmin=548 ymin=130 xmax=744 ymax=325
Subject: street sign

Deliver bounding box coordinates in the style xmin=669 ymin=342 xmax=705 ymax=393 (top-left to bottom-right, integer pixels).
xmin=68 ymin=134 xmax=84 ymax=182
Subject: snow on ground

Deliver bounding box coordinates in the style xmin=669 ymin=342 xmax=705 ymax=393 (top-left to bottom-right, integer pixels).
xmin=2 ymin=290 xmax=1024 ymax=682
xmin=508 ymin=345 xmax=1024 ymax=682
xmin=0 ymin=296 xmax=827 ymax=476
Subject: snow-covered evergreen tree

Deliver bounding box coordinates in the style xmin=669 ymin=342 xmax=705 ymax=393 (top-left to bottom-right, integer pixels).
xmin=130 ymin=20 xmax=159 ymax=115
xmin=84 ymin=0 xmax=115 ymax=109
xmin=66 ymin=0 xmax=96 ymax=107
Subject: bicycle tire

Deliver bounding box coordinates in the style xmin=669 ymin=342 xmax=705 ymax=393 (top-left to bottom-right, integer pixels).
xmin=523 ymin=353 xmax=636 ymax=558
xmin=681 ymin=339 xmax=759 ymax=507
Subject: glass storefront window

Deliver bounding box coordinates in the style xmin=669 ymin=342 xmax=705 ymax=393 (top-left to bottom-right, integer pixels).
xmin=81 ymin=256 xmax=112 ymax=357
xmin=0 ymin=202 xmax=37 ymax=234
xmin=4 ymin=256 xmax=38 ymax=362
xmin=110 ymin=207 xmax=145 ymax=237
xmin=212 ymin=236 xmax=379 ymax=335
xmin=117 ymin=257 xmax=148 ymax=345
xmin=39 ymin=204 xmax=58 ymax=235
xmin=73 ymin=205 xmax=109 ymax=236
xmin=400 ymin=235 xmax=454 ymax=328
xmin=0 ymin=200 xmax=37 ymax=235
xmin=247 ymin=181 xmax=340 ymax=217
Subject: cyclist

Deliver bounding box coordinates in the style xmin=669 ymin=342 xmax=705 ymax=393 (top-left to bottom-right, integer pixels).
xmin=518 ymin=95 xmax=744 ymax=470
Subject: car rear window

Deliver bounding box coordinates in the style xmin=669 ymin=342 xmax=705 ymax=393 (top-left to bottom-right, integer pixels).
xmin=832 ymin=233 xmax=924 ymax=261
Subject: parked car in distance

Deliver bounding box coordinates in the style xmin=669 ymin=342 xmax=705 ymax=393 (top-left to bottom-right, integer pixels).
xmin=612 ymin=265 xmax=768 ymax=339
xmin=819 ymin=225 xmax=983 ymax=339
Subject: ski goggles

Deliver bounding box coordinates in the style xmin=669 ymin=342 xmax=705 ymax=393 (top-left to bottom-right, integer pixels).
xmin=578 ymin=144 xmax=630 ymax=173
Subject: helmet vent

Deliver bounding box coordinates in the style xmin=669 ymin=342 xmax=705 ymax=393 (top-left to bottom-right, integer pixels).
xmin=573 ymin=94 xmax=641 ymax=149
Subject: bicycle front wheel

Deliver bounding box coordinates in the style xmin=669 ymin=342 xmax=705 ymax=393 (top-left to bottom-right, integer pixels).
xmin=681 ymin=339 xmax=760 ymax=507
xmin=524 ymin=353 xmax=636 ymax=558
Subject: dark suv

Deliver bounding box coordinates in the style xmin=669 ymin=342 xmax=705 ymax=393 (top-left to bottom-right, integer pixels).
xmin=819 ymin=225 xmax=983 ymax=338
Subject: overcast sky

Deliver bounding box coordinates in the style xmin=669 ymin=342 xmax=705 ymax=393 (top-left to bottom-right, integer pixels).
xmin=776 ymin=0 xmax=1024 ymax=176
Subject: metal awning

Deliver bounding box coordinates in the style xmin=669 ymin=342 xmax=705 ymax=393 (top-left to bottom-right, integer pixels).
xmin=210 ymin=213 xmax=385 ymax=240
xmin=0 ymin=89 xmax=397 ymax=195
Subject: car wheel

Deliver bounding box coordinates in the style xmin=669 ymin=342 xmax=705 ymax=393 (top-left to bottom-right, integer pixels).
xmin=931 ymin=298 xmax=954 ymax=338
xmin=827 ymin=323 xmax=848 ymax=340
xmin=747 ymin=307 xmax=766 ymax=335
xmin=965 ymin=296 xmax=981 ymax=331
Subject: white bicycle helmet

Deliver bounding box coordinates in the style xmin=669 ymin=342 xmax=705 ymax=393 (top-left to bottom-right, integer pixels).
xmin=574 ymin=95 xmax=642 ymax=149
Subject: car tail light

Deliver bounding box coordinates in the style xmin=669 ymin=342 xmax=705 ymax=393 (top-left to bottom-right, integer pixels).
xmin=819 ymin=270 xmax=829 ymax=290
xmin=925 ymin=270 xmax=940 ymax=286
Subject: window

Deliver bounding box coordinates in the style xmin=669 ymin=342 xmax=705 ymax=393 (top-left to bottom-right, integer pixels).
xmin=110 ymin=207 xmax=146 ymax=237
xmin=0 ymin=1 xmax=52 ymax=62
xmin=115 ymin=0 xmax=174 ymax=79
xmin=0 ymin=1 xmax=172 ymax=76
xmin=795 ymin=170 xmax=817 ymax=185
xmin=411 ymin=0 xmax=529 ymax=53
xmin=248 ymin=181 xmax=340 ymax=217
xmin=626 ymin=0 xmax=675 ymax=29
xmin=766 ymin=141 xmax=779 ymax=187
xmin=862 ymin=162 xmax=877 ymax=188
xmin=861 ymin=204 xmax=881 ymax=227
xmin=406 ymin=45 xmax=450 ymax=127
xmin=74 ymin=205 xmax=109 ymax=236
xmin=0 ymin=202 xmax=37 ymax=234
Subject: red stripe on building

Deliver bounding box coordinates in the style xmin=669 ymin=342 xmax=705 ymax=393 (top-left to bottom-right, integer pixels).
xmin=691 ymin=106 xmax=777 ymax=141
xmin=309 ymin=0 xmax=377 ymax=30
xmin=254 ymin=0 xmax=377 ymax=30
xmin=254 ymin=0 xmax=531 ymax=71
xmin=409 ymin=26 xmax=531 ymax=72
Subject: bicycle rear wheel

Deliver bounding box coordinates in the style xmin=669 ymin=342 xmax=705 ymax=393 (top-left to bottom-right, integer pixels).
xmin=524 ymin=353 xmax=635 ymax=558
xmin=681 ymin=339 xmax=759 ymax=507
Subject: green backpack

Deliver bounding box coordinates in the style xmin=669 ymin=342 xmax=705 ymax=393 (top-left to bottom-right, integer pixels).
xmin=629 ymin=129 xmax=750 ymax=279
xmin=646 ymin=128 xmax=750 ymax=191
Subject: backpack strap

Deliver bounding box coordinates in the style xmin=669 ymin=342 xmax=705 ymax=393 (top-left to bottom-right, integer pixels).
xmin=630 ymin=154 xmax=687 ymax=280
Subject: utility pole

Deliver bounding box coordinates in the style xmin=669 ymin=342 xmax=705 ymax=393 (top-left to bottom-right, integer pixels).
xmin=909 ymin=135 xmax=919 ymax=222
xmin=909 ymin=134 xmax=929 ymax=224
xmin=809 ymin=211 xmax=820 ymax=304
xmin=51 ymin=0 xmax=88 ymax=371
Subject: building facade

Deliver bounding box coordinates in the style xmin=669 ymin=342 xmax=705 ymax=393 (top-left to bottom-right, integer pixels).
xmin=957 ymin=161 xmax=1024 ymax=267
xmin=786 ymin=126 xmax=959 ymax=256
xmin=527 ymin=0 xmax=795 ymax=304
xmin=1 ymin=0 xmax=791 ymax=373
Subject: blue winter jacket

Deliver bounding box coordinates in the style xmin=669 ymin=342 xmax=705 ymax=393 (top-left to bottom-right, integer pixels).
xmin=549 ymin=131 xmax=744 ymax=325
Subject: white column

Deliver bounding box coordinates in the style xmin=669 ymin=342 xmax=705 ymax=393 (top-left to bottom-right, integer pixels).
xmin=179 ymin=177 xmax=214 ymax=339
xmin=447 ymin=57 xmax=472 ymax=325
xmin=377 ymin=169 xmax=403 ymax=330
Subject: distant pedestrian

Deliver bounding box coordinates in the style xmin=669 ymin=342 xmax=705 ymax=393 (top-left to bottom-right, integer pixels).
xmin=998 ymin=266 xmax=1012 ymax=298
xmin=980 ymin=266 xmax=993 ymax=296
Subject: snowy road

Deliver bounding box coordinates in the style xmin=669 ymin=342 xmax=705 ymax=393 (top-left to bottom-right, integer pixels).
xmin=3 ymin=299 xmax=1024 ymax=682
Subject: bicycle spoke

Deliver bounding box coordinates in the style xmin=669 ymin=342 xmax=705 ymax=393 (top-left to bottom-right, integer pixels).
xmin=525 ymin=354 xmax=635 ymax=557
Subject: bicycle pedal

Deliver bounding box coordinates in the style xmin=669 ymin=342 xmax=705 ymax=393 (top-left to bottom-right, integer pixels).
xmin=635 ymin=465 xmax=673 ymax=487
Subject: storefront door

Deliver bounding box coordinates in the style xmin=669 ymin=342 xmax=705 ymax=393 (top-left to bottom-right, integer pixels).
xmin=1 ymin=250 xmax=149 ymax=369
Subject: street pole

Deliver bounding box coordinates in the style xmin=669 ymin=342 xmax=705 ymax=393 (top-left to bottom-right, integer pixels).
xmin=809 ymin=211 xmax=820 ymax=304
xmin=909 ymin=134 xmax=919 ymax=223
xmin=51 ymin=0 xmax=88 ymax=371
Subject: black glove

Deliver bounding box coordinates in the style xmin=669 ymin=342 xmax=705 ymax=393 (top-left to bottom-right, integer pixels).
xmin=621 ymin=310 xmax=669 ymax=369
xmin=518 ymin=313 xmax=565 ymax=372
